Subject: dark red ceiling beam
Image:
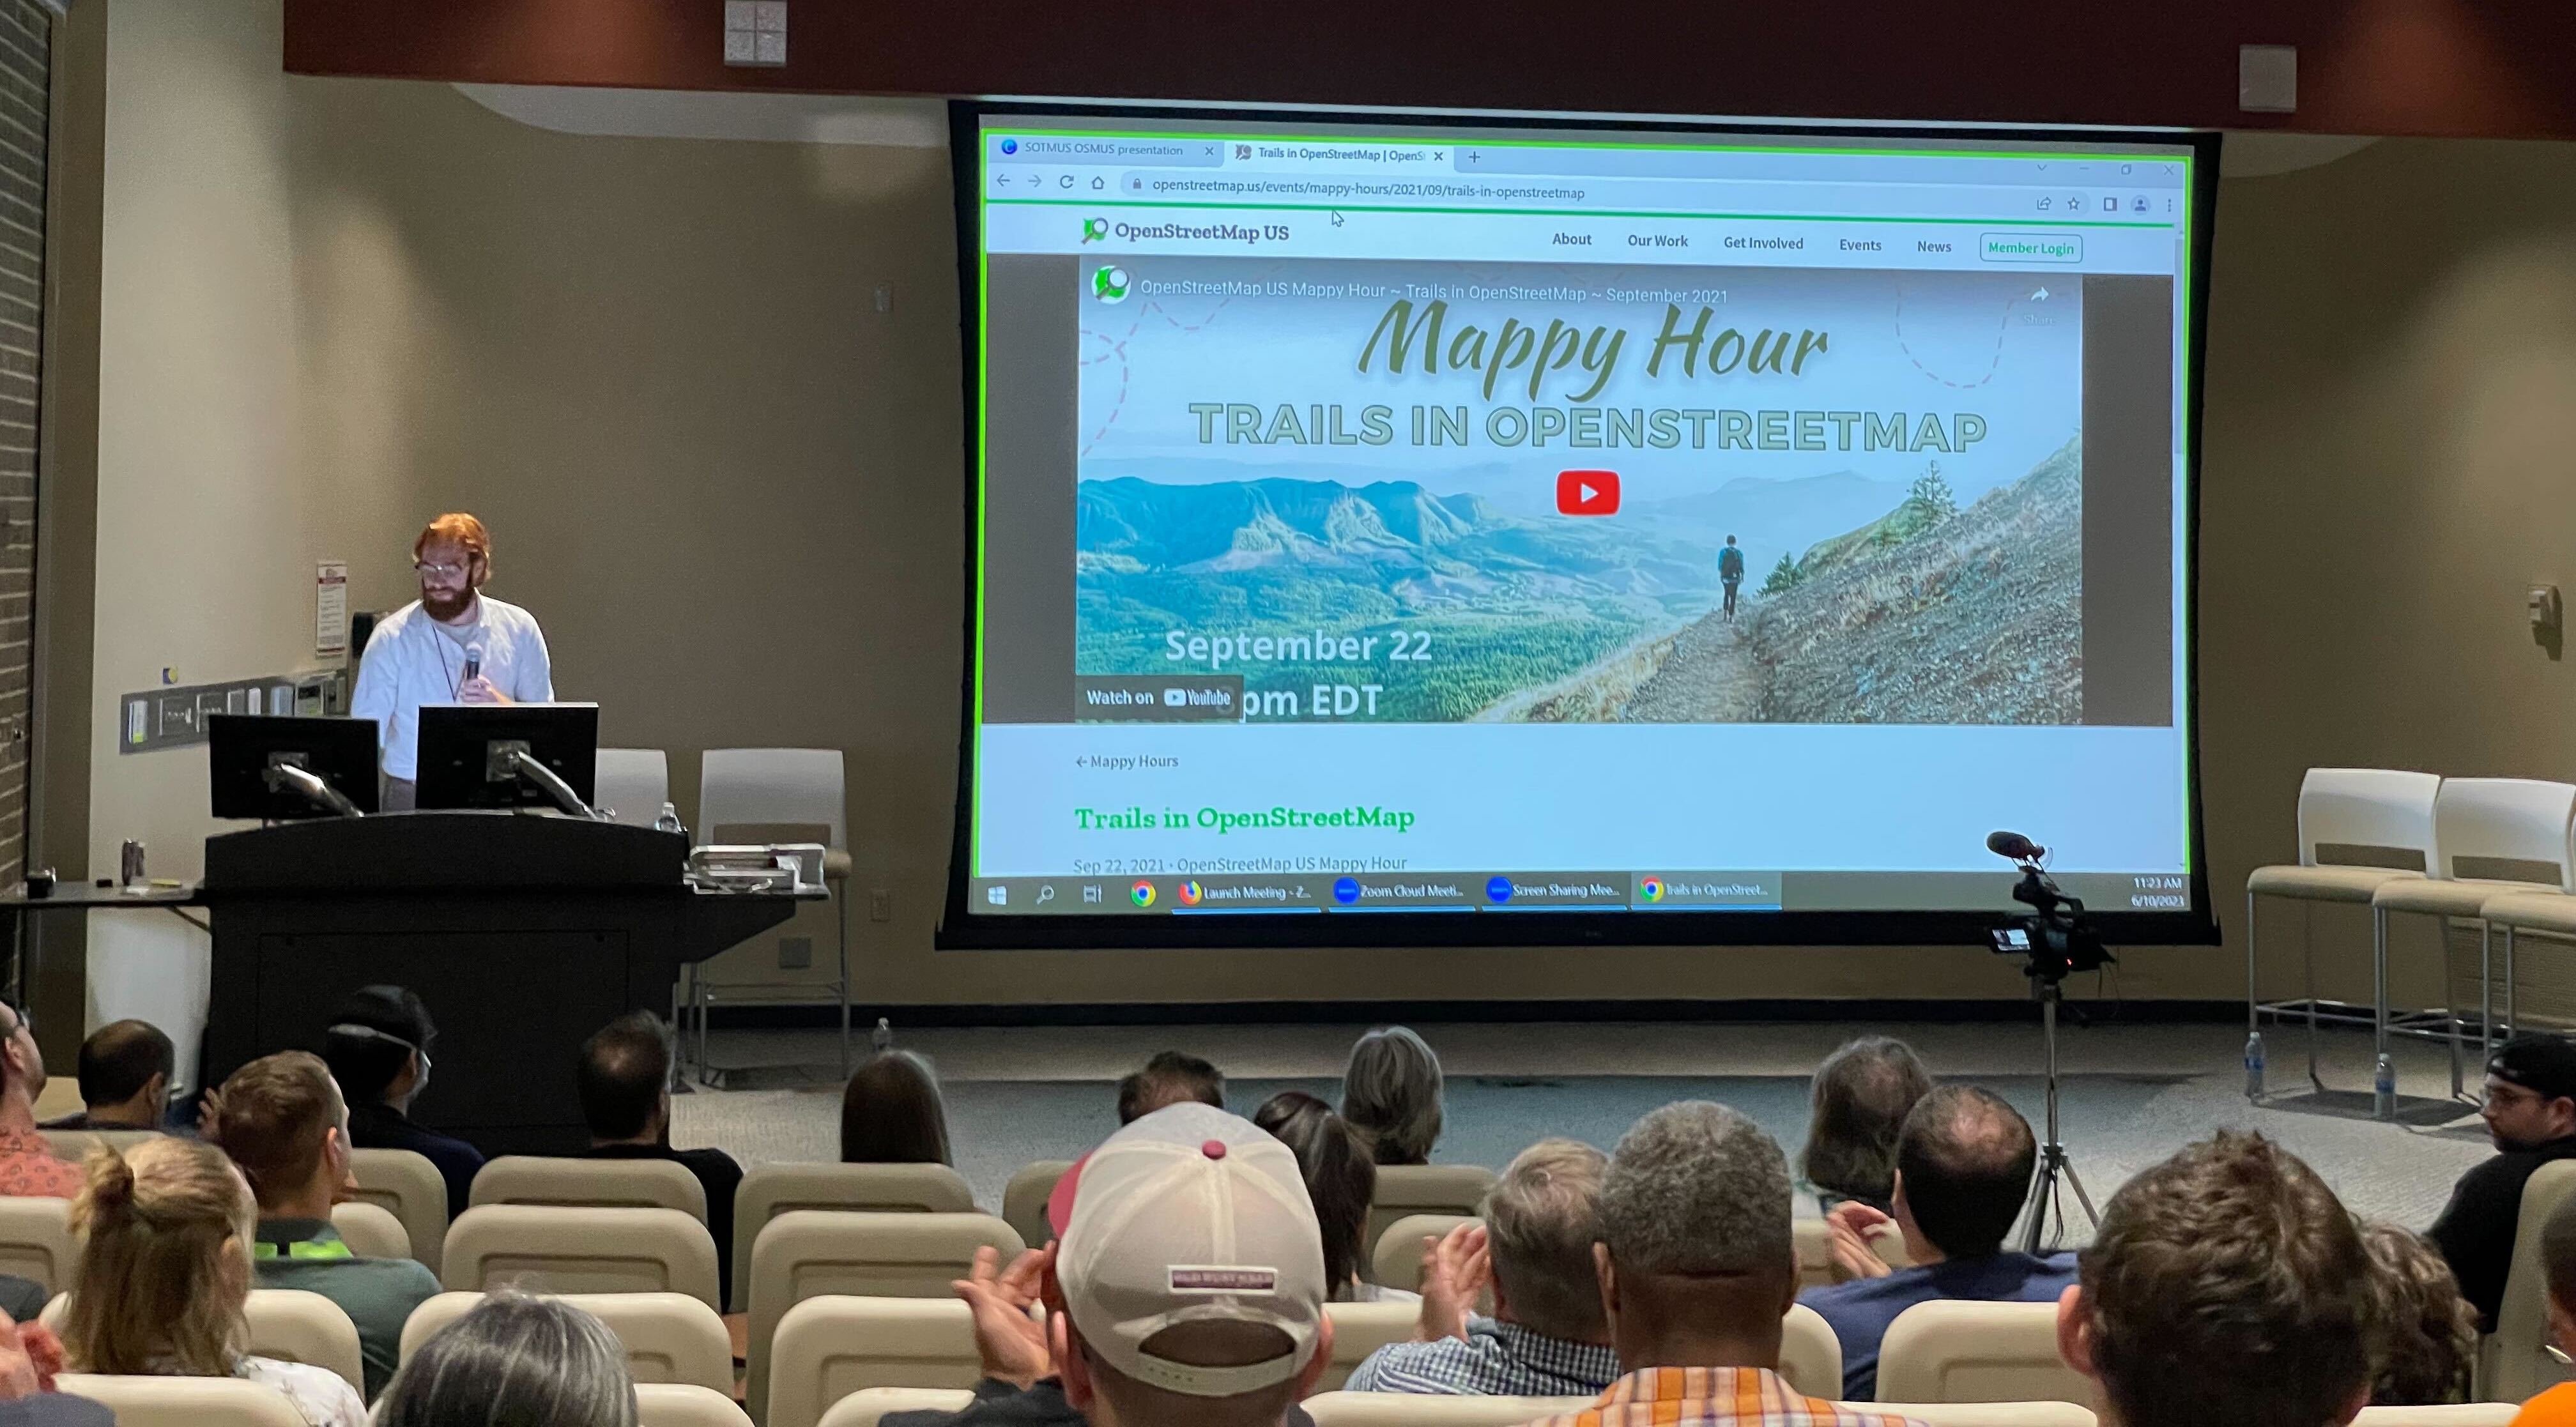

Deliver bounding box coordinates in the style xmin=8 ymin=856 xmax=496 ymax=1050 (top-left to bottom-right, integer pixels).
xmin=283 ymin=1 xmax=2576 ymax=141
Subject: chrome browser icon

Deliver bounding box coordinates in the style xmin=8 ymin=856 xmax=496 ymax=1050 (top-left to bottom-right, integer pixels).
xmin=1129 ymin=880 xmax=1156 ymax=908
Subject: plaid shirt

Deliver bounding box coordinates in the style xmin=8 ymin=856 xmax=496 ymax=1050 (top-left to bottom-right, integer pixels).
xmin=1521 ymin=1366 xmax=1929 ymax=1427
xmin=1346 ymin=1316 xmax=1622 ymax=1397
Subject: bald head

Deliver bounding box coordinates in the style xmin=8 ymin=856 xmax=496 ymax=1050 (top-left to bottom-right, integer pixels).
xmin=1596 ymin=1102 xmax=1798 ymax=1371
xmin=1896 ymin=1086 xmax=2035 ymax=1259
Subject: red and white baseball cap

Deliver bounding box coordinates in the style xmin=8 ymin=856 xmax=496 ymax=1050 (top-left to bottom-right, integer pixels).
xmin=1055 ymin=1102 xmax=1326 ymax=1397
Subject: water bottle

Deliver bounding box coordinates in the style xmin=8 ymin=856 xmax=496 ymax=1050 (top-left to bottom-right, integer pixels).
xmin=2374 ymin=1052 xmax=2397 ymax=1118
xmin=2243 ymin=1031 xmax=2266 ymax=1100
xmin=654 ymin=801 xmax=684 ymax=836
xmin=872 ymin=1017 xmax=894 ymax=1053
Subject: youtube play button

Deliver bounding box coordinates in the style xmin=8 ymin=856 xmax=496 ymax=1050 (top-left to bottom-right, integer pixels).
xmin=1556 ymin=469 xmax=1620 ymax=516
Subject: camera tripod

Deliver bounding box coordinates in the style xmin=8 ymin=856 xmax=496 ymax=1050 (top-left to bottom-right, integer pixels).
xmin=2021 ymin=970 xmax=2099 ymax=1253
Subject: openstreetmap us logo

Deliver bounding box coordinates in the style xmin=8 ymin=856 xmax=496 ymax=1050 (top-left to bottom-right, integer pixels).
xmin=1081 ymin=217 xmax=1108 ymax=244
xmin=1092 ymin=265 xmax=1130 ymax=303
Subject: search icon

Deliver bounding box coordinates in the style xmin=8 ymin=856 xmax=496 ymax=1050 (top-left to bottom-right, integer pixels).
xmin=1035 ymin=885 xmax=1056 ymax=906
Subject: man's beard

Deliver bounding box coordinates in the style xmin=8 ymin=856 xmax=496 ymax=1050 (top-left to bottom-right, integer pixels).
xmin=421 ymin=586 xmax=472 ymax=621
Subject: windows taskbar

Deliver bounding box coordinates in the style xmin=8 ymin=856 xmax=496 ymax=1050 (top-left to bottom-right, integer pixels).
xmin=967 ymin=869 xmax=2191 ymax=915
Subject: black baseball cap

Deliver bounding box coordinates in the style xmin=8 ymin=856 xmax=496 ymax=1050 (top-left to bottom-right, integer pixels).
xmin=2488 ymin=1034 xmax=2576 ymax=1102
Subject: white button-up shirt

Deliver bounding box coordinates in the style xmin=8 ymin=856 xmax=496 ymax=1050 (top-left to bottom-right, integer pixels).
xmin=349 ymin=596 xmax=555 ymax=780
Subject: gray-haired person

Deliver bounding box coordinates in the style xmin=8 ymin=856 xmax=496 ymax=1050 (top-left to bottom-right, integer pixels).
xmin=1520 ymin=1102 xmax=1924 ymax=1426
xmin=375 ymin=1293 xmax=637 ymax=1427
xmin=1346 ymin=1138 xmax=1621 ymax=1396
xmin=1340 ymin=1026 xmax=1445 ymax=1166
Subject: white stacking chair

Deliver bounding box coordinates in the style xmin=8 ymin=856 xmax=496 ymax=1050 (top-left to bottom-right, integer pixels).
xmin=747 ymin=1212 xmax=1024 ymax=1423
xmin=350 ymin=1147 xmax=450 ymax=1275
xmin=595 ymin=748 xmax=673 ymax=828
xmin=2482 ymin=1159 xmax=2576 ymax=1401
xmin=470 ymin=1154 xmax=710 ymax=1222
xmin=999 ymin=1159 xmax=1073 ymax=1253
xmin=732 ymin=1162 xmax=977 ymax=1312
xmin=2367 ymin=778 xmax=2576 ymax=1117
xmin=1370 ymin=1213 xmax=1478 ymax=1292
xmin=1876 ymin=1299 xmax=2089 ymax=1406
xmin=1300 ymin=1394 xmax=1598 ymax=1426
xmin=56 ymin=1375 xmax=310 ymax=1427
xmin=1365 ymin=1164 xmax=1495 ymax=1263
xmin=441 ymin=1205 xmax=721 ymax=1310
xmin=765 ymin=1296 xmax=982 ymax=1427
xmin=815 ymin=1390 xmax=976 ymax=1427
xmin=637 ymin=1384 xmax=755 ymax=1427
xmin=691 ymin=748 xmax=852 ymax=1078
xmin=2246 ymin=769 xmax=2440 ymax=1099
xmin=1778 ymin=1302 xmax=1843 ymax=1401
xmin=0 ymin=1195 xmax=75 ymax=1291
xmin=330 ymin=1200 xmax=412 ymax=1260
xmin=401 ymin=1290 xmax=733 ymax=1391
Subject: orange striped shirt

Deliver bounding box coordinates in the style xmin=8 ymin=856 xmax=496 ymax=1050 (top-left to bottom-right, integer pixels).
xmin=1519 ymin=1366 xmax=1929 ymax=1427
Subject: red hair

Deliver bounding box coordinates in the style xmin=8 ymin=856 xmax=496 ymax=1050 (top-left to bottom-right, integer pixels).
xmin=413 ymin=513 xmax=491 ymax=569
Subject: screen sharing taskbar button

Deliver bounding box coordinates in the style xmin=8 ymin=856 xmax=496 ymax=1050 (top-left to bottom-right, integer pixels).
xmin=1075 ymin=675 xmax=1245 ymax=722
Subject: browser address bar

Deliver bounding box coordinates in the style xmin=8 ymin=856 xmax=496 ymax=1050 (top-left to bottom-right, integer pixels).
xmin=1108 ymin=171 xmax=2156 ymax=222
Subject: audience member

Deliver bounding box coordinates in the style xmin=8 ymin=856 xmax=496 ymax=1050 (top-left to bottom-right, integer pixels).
xmin=1251 ymin=1090 xmax=1409 ymax=1304
xmin=323 ymin=984 xmax=484 ymax=1219
xmin=1114 ymin=1051 xmax=1223 ymax=1124
xmin=578 ymin=1011 xmax=742 ymax=1310
xmin=841 ymin=1049 xmax=954 ymax=1164
xmin=1800 ymin=1087 xmax=2077 ymax=1399
xmin=1347 ymin=1138 xmax=1620 ymax=1398
xmin=40 ymin=1019 xmax=170 ymax=1132
xmin=2059 ymin=1130 xmax=2371 ymax=1427
xmin=375 ymin=1292 xmax=638 ymax=1427
xmin=0 ymin=1304 xmax=109 ymax=1427
xmin=0 ymin=1003 xmax=78 ymax=1198
xmin=1524 ymin=1101 xmax=1919 ymax=1426
xmin=2510 ymin=1193 xmax=2576 ymax=1425
xmin=203 ymin=1051 xmax=440 ymax=1398
xmin=1341 ymin=1025 xmax=1444 ymax=1166
xmin=2432 ymin=1033 xmax=2576 ymax=1331
xmin=2356 ymin=1220 xmax=2475 ymax=1407
xmin=63 ymin=1136 xmax=367 ymax=1427
xmin=1797 ymin=1037 xmax=1932 ymax=1214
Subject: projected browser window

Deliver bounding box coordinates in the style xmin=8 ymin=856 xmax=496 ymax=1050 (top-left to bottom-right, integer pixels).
xmin=965 ymin=113 xmax=2200 ymax=925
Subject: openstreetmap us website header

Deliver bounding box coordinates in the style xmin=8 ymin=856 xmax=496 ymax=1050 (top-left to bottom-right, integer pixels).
xmin=981 ymin=121 xmax=2190 ymax=277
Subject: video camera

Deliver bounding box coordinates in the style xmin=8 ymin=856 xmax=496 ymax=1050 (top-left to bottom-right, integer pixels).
xmin=1986 ymin=830 xmax=2112 ymax=982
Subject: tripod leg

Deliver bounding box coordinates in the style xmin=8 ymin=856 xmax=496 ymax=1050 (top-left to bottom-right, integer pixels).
xmin=2062 ymin=1156 xmax=2100 ymax=1228
xmin=2020 ymin=1149 xmax=2053 ymax=1255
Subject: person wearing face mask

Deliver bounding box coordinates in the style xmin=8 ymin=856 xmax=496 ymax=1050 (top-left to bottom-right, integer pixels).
xmin=321 ymin=986 xmax=485 ymax=1220
xmin=349 ymin=513 xmax=554 ymax=811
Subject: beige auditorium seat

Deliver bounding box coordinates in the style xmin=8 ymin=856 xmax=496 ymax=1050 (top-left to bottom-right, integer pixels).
xmin=2352 ymin=1408 xmax=2519 ymax=1425
xmin=747 ymin=1212 xmax=1023 ymax=1423
xmin=1301 ymin=1392 xmax=1597 ymax=1426
xmin=1319 ymin=1299 xmax=1416 ymax=1393
xmin=351 ymin=1148 xmax=449 ymax=1274
xmin=999 ymin=1159 xmax=1074 ymax=1253
xmin=56 ymin=1374 xmax=310 ymax=1427
xmin=240 ymin=1289 xmax=366 ymax=1395
xmin=0 ymin=1195 xmax=75 ymax=1291
xmin=1779 ymin=1302 xmax=1843 ymax=1401
xmin=816 ymin=1389 xmax=976 ymax=1427
xmin=470 ymin=1155 xmax=709 ymax=1221
xmin=1876 ymin=1299 xmax=2088 ymax=1406
xmin=1855 ymin=1408 xmax=2096 ymax=1426
xmin=1791 ymin=1214 xmax=1910 ymax=1288
xmin=1370 ymin=1213 xmax=1478 ymax=1292
xmin=42 ymin=1127 xmax=160 ymax=1162
xmin=732 ymin=1162 xmax=978 ymax=1311
xmin=765 ymin=1296 xmax=981 ymax=1427
xmin=636 ymin=1383 xmax=756 ymax=1427
xmin=1365 ymin=1164 xmax=1496 ymax=1261
xmin=2483 ymin=1158 xmax=2576 ymax=1401
xmin=441 ymin=1205 xmax=721 ymax=1311
xmin=331 ymin=1200 xmax=411 ymax=1260
xmin=400 ymin=1290 xmax=732 ymax=1392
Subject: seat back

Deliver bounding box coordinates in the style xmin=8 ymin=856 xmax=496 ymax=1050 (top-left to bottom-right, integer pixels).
xmin=2431 ymin=778 xmax=2576 ymax=889
xmin=2488 ymin=1159 xmax=2576 ymax=1401
xmin=1779 ymin=1302 xmax=1843 ymax=1401
xmin=595 ymin=749 xmax=673 ymax=828
xmin=1370 ymin=1214 xmax=1477 ymax=1292
xmin=41 ymin=1128 xmax=160 ymax=1162
xmin=1859 ymin=1408 xmax=2099 ymax=1427
xmin=1793 ymin=1216 xmax=1835 ymax=1288
xmin=1365 ymin=1164 xmax=1496 ymax=1261
xmin=400 ymin=1290 xmax=733 ymax=1391
xmin=765 ymin=1295 xmax=981 ymax=1427
xmin=57 ymin=1375 xmax=311 ymax=1427
xmin=0 ymin=1195 xmax=75 ymax=1292
xmin=2299 ymin=768 xmax=2443 ymax=871
xmin=242 ymin=1288 xmax=366 ymax=1395
xmin=747 ymin=1212 xmax=1024 ymax=1422
xmin=1877 ymin=1299 xmax=2090 ymax=1405
xmin=350 ymin=1148 xmax=450 ymax=1276
xmin=732 ymin=1163 xmax=977 ymax=1312
xmin=814 ymin=1389 xmax=977 ymax=1427
xmin=636 ymin=1384 xmax=753 ymax=1427
xmin=470 ymin=1155 xmax=709 ymax=1221
xmin=1300 ymin=1393 xmax=1600 ymax=1426
xmin=330 ymin=1200 xmax=411 ymax=1260
xmin=702 ymin=749 xmax=847 ymax=850
xmin=2350 ymin=1408 xmax=2518 ymax=1425
xmin=441 ymin=1205 xmax=721 ymax=1310
xmin=1319 ymin=1300 xmax=1416 ymax=1393
xmin=999 ymin=1160 xmax=1073 ymax=1253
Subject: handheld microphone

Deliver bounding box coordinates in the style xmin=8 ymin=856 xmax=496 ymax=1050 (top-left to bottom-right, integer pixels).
xmin=463 ymin=644 xmax=483 ymax=683
xmin=1987 ymin=830 xmax=2047 ymax=862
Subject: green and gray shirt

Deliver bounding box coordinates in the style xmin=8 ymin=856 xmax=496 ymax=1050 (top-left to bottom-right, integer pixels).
xmin=252 ymin=1218 xmax=441 ymax=1400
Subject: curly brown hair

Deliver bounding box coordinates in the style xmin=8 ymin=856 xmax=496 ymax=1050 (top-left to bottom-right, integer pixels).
xmin=2357 ymin=1221 xmax=2476 ymax=1405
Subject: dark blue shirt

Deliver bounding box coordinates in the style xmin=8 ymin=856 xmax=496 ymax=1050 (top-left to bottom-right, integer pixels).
xmin=1800 ymin=1250 xmax=2080 ymax=1400
xmin=348 ymin=1101 xmax=486 ymax=1222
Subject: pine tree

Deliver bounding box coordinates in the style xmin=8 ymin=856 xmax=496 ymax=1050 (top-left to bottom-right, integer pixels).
xmin=1906 ymin=460 xmax=1957 ymax=522
xmin=1760 ymin=551 xmax=1800 ymax=595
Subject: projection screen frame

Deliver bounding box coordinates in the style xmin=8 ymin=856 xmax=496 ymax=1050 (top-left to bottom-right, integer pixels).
xmin=939 ymin=98 xmax=2221 ymax=953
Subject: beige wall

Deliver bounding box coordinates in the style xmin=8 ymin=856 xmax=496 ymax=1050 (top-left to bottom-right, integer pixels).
xmin=63 ymin=6 xmax=2576 ymax=1007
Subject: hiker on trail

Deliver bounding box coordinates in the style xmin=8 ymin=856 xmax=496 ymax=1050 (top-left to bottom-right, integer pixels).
xmin=1719 ymin=536 xmax=1745 ymax=618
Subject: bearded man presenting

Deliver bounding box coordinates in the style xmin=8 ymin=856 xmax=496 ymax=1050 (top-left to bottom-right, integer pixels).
xmin=351 ymin=513 xmax=555 ymax=811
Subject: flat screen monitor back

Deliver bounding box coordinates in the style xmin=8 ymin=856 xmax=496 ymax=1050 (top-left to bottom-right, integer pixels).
xmin=208 ymin=715 xmax=381 ymax=820
xmin=415 ymin=703 xmax=599 ymax=811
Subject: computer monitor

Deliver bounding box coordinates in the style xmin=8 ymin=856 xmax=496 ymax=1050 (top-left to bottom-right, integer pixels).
xmin=415 ymin=703 xmax=599 ymax=813
xmin=208 ymin=715 xmax=380 ymax=820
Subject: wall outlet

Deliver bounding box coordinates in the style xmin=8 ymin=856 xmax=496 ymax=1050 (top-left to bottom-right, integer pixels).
xmin=870 ymin=889 xmax=891 ymax=922
xmin=778 ymin=936 xmax=813 ymax=970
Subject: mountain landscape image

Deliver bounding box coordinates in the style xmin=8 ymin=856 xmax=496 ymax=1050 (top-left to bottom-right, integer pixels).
xmin=1075 ymin=439 xmax=2083 ymax=724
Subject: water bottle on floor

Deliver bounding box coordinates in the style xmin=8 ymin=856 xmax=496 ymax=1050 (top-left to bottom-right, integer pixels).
xmin=872 ymin=1017 xmax=894 ymax=1053
xmin=2375 ymin=1051 xmax=2397 ymax=1118
xmin=2244 ymin=1031 xmax=2266 ymax=1099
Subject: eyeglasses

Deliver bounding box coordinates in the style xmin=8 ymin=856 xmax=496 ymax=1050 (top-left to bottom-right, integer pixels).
xmin=413 ymin=561 xmax=468 ymax=578
xmin=0 ymin=1006 xmax=31 ymax=1039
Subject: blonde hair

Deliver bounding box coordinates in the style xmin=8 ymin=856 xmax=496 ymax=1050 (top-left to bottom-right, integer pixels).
xmin=65 ymin=1138 xmax=254 ymax=1376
